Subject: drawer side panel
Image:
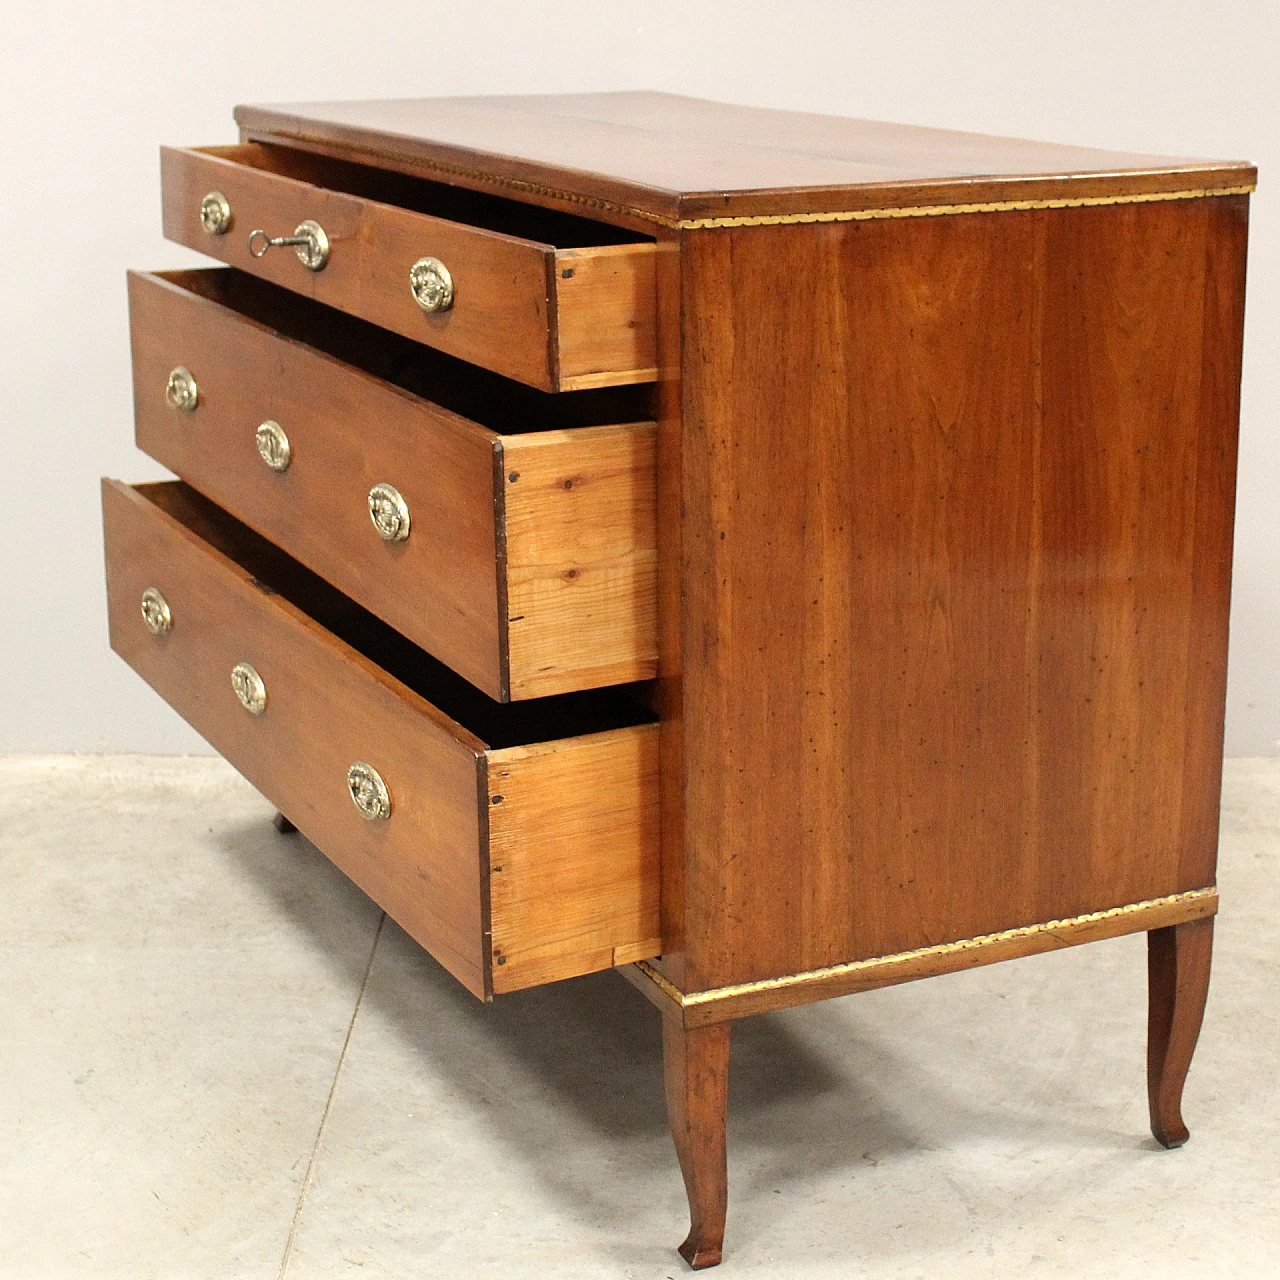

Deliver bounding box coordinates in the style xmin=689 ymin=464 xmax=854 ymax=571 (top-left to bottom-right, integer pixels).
xmin=486 ymin=725 xmax=661 ymax=992
xmin=555 ymin=244 xmax=659 ymax=390
xmin=500 ymin=422 xmax=658 ymax=699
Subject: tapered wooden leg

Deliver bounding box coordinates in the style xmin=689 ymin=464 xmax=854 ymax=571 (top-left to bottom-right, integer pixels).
xmin=664 ymin=1012 xmax=731 ymax=1269
xmin=1147 ymin=916 xmax=1214 ymax=1149
xmin=272 ymin=812 xmax=297 ymax=835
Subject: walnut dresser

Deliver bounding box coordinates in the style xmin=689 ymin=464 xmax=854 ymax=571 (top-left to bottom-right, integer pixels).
xmin=101 ymin=93 xmax=1254 ymax=1268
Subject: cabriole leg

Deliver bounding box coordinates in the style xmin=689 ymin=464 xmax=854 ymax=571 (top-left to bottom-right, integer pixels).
xmin=1147 ymin=916 xmax=1214 ymax=1148
xmin=663 ymin=1011 xmax=731 ymax=1269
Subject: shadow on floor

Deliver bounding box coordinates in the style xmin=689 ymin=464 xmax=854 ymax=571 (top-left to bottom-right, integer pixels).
xmin=215 ymin=811 xmax=1160 ymax=1263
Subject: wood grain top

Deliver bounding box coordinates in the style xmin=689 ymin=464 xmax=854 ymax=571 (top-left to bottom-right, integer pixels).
xmin=234 ymin=91 xmax=1254 ymax=227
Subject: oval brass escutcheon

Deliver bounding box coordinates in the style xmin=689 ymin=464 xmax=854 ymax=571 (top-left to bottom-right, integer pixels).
xmin=368 ymin=483 xmax=411 ymax=542
xmin=255 ymin=420 xmax=291 ymax=472
xmin=230 ymin=662 xmax=267 ymax=715
xmin=346 ymin=761 xmax=391 ymax=820
xmin=409 ymin=257 xmax=454 ymax=312
xmin=165 ymin=366 xmax=198 ymax=412
xmin=200 ymin=191 xmax=232 ymax=235
xmin=140 ymin=587 xmax=172 ymax=635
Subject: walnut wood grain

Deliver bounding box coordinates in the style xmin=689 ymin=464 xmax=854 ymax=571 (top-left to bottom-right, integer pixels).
xmin=130 ymin=268 xmax=503 ymax=696
xmin=663 ymin=1012 xmax=731 ymax=1270
xmin=160 ymin=144 xmax=656 ymax=391
xmin=673 ymin=195 xmax=1248 ymax=993
xmin=1148 ymin=916 xmax=1214 ymax=1148
xmin=128 ymin=268 xmax=657 ymax=700
xmin=234 ymin=92 xmax=1254 ymax=227
xmin=102 ymin=479 xmax=661 ymax=997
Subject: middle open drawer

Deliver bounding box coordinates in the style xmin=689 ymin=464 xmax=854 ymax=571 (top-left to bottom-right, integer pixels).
xmin=129 ymin=268 xmax=657 ymax=701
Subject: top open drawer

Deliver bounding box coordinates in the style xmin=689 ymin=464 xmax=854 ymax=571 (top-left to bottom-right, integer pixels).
xmin=160 ymin=144 xmax=658 ymax=392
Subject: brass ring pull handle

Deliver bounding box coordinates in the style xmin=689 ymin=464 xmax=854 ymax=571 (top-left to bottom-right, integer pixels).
xmin=409 ymin=257 xmax=454 ymax=312
xmin=255 ymin=420 xmax=291 ymax=472
xmin=165 ymin=366 xmax=199 ymax=412
xmin=247 ymin=220 xmax=330 ymax=271
xmin=368 ymin=483 xmax=411 ymax=542
xmin=347 ymin=762 xmax=391 ymax=820
xmin=230 ymin=662 xmax=267 ymax=715
xmin=140 ymin=588 xmax=172 ymax=635
xmin=200 ymin=191 xmax=232 ymax=235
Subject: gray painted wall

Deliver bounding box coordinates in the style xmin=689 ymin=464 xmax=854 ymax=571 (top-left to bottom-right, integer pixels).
xmin=2 ymin=0 xmax=1275 ymax=753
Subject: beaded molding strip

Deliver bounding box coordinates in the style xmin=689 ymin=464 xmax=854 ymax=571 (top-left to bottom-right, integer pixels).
xmin=675 ymin=184 xmax=1255 ymax=229
xmin=631 ymin=886 xmax=1219 ymax=1019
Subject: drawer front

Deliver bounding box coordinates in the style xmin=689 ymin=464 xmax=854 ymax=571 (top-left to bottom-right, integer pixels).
xmin=102 ymin=480 xmax=660 ymax=997
xmin=160 ymin=144 xmax=657 ymax=392
xmin=130 ymin=269 xmax=658 ymax=701
xmin=130 ymin=269 xmax=503 ymax=698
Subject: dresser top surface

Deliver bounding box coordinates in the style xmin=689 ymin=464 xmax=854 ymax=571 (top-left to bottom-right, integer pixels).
xmin=234 ymin=91 xmax=1253 ymax=227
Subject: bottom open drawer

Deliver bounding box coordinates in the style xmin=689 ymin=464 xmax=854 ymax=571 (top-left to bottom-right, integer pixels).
xmin=101 ymin=479 xmax=660 ymax=997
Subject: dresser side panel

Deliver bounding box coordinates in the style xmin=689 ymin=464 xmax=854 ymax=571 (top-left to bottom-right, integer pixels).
xmin=677 ymin=199 xmax=1247 ymax=990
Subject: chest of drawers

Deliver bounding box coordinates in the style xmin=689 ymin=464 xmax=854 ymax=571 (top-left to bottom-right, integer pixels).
xmin=102 ymin=92 xmax=1253 ymax=1268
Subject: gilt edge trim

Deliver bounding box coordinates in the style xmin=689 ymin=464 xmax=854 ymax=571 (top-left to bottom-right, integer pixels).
xmin=633 ymin=886 xmax=1220 ymax=1011
xmin=676 ymin=184 xmax=1255 ymax=229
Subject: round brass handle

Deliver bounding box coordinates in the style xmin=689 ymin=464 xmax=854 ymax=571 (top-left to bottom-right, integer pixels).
xmin=368 ymin=483 xmax=410 ymax=542
xmin=247 ymin=220 xmax=330 ymax=271
xmin=347 ymin=761 xmax=391 ymax=820
xmin=409 ymin=257 xmax=454 ymax=312
xmin=255 ymin=420 xmax=291 ymax=472
xmin=140 ymin=587 xmax=172 ymax=635
xmin=230 ymin=662 xmax=267 ymax=715
xmin=165 ymin=366 xmax=198 ymax=412
xmin=200 ymin=191 xmax=232 ymax=235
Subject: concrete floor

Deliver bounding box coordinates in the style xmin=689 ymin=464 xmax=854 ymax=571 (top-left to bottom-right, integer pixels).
xmin=1 ymin=756 xmax=1277 ymax=1279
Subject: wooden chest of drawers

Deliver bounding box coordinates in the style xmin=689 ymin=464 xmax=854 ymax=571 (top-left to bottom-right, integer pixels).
xmin=102 ymin=92 xmax=1253 ymax=1268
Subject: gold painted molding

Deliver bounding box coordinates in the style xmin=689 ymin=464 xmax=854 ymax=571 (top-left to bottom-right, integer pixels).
xmin=624 ymin=887 xmax=1219 ymax=1026
xmin=676 ymin=184 xmax=1255 ymax=230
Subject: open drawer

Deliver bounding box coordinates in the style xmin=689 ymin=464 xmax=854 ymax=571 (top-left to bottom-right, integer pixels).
xmin=160 ymin=143 xmax=658 ymax=392
xmin=102 ymin=479 xmax=661 ymax=997
xmin=129 ymin=268 xmax=657 ymax=701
